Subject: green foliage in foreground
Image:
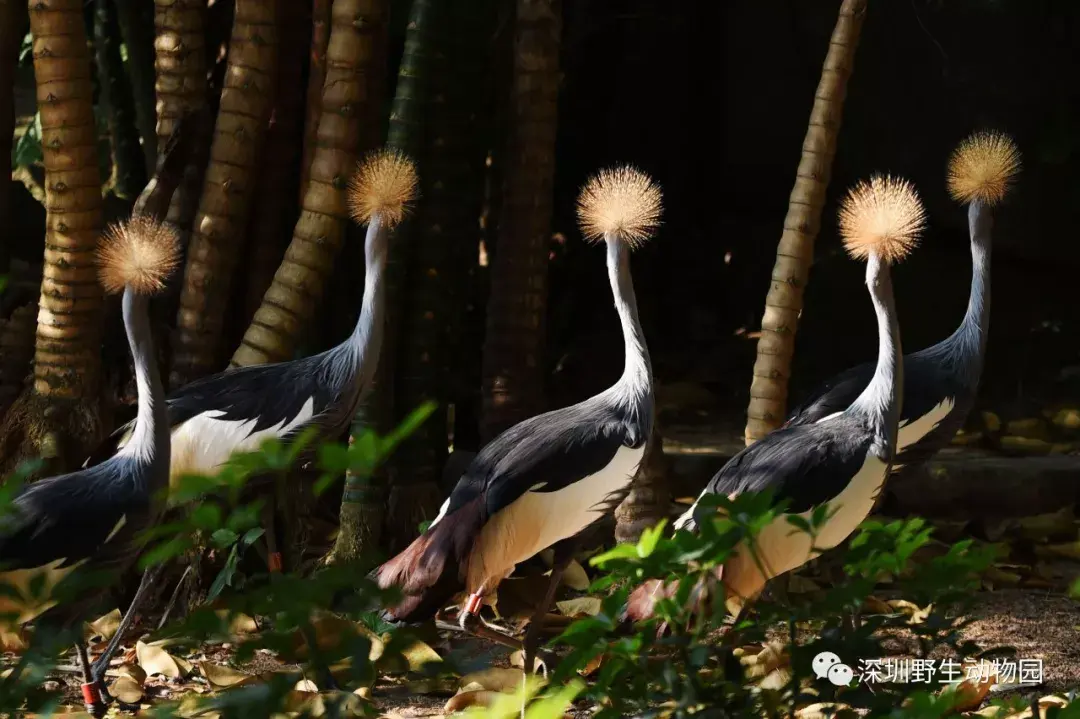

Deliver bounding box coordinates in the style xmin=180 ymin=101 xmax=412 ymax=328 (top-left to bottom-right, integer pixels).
xmin=0 ymin=411 xmax=1072 ymax=718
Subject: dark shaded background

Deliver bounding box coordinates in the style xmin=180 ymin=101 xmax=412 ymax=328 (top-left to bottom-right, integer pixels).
xmin=542 ymin=0 xmax=1080 ymax=429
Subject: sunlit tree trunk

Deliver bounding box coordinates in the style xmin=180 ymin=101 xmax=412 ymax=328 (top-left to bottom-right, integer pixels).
xmin=478 ymin=0 xmax=561 ymax=443
xmin=171 ymin=0 xmax=279 ymax=386
xmin=231 ymin=0 xmax=387 ymax=368
xmin=744 ymin=0 xmax=867 ymax=445
xmin=614 ymin=423 xmax=669 ymax=543
xmin=0 ymin=0 xmax=106 ymax=477
xmin=154 ymin=0 xmax=207 ymax=233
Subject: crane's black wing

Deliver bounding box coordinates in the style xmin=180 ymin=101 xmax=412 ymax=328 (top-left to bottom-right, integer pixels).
xmin=783 ymin=362 xmax=874 ymax=428
xmin=699 ymin=416 xmax=873 ymax=519
xmin=0 ymin=462 xmax=150 ymax=572
xmin=445 ymin=399 xmax=649 ymax=521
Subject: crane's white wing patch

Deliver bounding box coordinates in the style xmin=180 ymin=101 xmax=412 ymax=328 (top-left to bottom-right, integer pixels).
xmin=467 ymin=445 xmax=645 ymax=594
xmin=428 ymin=497 xmax=451 ymax=529
xmin=897 ymin=397 xmax=955 ymax=451
xmin=168 ymin=397 xmax=317 ymax=480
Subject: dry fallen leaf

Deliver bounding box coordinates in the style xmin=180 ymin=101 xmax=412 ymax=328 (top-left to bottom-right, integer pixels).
xmin=407 ymin=677 xmax=459 ymax=696
xmin=401 ymin=639 xmax=443 ymax=672
xmin=795 ymin=702 xmax=855 ymax=718
xmin=555 ymin=596 xmax=602 ymax=618
xmin=862 ymin=596 xmax=893 ymax=614
xmin=295 ymin=679 xmax=319 ymax=693
xmin=509 ymin=650 xmax=546 ymax=673
xmin=1016 ymin=506 xmax=1075 ymax=541
xmin=85 ymin=608 xmax=122 ymax=643
xmin=110 ymin=674 xmax=145 ymax=704
xmin=457 ymin=668 xmax=534 ymax=694
xmin=445 ymin=690 xmax=501 ymax=713
xmin=117 ymin=663 xmax=147 ymax=684
xmin=199 ymin=661 xmax=251 ymax=689
xmin=136 ymin=640 xmax=183 ymax=679
xmin=887 ymin=599 xmax=931 ymax=624
xmin=561 ymin=560 xmax=590 ymax=591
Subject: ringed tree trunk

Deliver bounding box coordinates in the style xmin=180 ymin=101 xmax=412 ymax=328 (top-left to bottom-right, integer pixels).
xmin=94 ymin=0 xmax=148 ymax=199
xmin=743 ymin=0 xmax=867 ymax=445
xmin=170 ymin=0 xmax=279 ymax=387
xmin=478 ymin=0 xmax=562 ymax=443
xmin=115 ymin=0 xmax=158 ymax=175
xmin=297 ymin=0 xmax=331 ymax=204
xmin=232 ymin=0 xmax=308 ymax=347
xmin=0 ymin=0 xmax=106 ymax=478
xmin=231 ymin=0 xmax=387 ymax=369
xmin=614 ymin=423 xmax=669 ymax=544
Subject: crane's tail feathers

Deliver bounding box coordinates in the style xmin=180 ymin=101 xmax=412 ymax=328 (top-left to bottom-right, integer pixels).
xmin=348 ymin=149 xmax=419 ymax=229
xmin=577 ymin=166 xmax=663 ymax=249
xmin=96 ymin=216 xmax=182 ymax=295
xmin=374 ymin=497 xmax=483 ymax=623
xmin=947 ymin=131 xmax=1021 ymax=207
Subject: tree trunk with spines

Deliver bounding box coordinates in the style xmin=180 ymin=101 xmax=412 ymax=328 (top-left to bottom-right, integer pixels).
xmin=614 ymin=423 xmax=669 ymax=543
xmin=171 ymin=0 xmax=279 ymax=387
xmin=743 ymin=0 xmax=867 ymax=445
xmin=154 ymin=0 xmax=207 ymax=233
xmin=94 ymin=0 xmax=148 ymax=199
xmin=231 ymin=0 xmax=388 ymax=369
xmin=478 ymin=0 xmax=562 ymax=444
xmin=0 ymin=0 xmax=106 ymax=478
xmin=297 ymin=0 xmax=331 ymax=204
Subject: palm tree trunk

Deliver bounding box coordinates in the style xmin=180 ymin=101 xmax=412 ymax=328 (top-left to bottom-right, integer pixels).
xmin=154 ymin=0 xmax=207 ymax=232
xmin=170 ymin=0 xmax=279 ymax=386
xmin=297 ymin=0 xmax=331 ymax=204
xmin=94 ymin=0 xmax=148 ymax=199
xmin=614 ymin=422 xmax=669 ymax=543
xmin=115 ymin=0 xmax=158 ymax=174
xmin=478 ymin=0 xmax=561 ymax=443
xmin=0 ymin=0 xmax=25 ymax=274
xmin=231 ymin=0 xmax=388 ymax=368
xmin=0 ymin=0 xmax=106 ymax=477
xmin=743 ymin=0 xmax=868 ymax=445
xmin=235 ymin=0 xmax=307 ymax=343
xmin=383 ymin=0 xmax=496 ymax=551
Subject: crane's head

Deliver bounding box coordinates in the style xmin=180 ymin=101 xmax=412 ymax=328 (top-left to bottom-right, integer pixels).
xmin=96 ymin=215 xmax=182 ymax=295
xmin=348 ymin=148 xmax=419 ymax=230
xmin=839 ymin=174 xmax=926 ymax=266
xmin=947 ymin=130 xmax=1021 ymax=207
xmin=576 ymin=165 xmax=663 ymax=250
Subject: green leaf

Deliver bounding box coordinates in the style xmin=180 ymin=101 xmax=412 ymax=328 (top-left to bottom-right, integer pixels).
xmin=589 ymin=543 xmax=642 ymax=567
xmin=241 ymin=527 xmax=265 ymax=547
xmin=524 ymin=679 xmax=585 ymax=719
xmin=207 ymin=546 xmax=240 ymax=601
xmin=211 ymin=528 xmax=239 ymax=548
xmin=636 ymin=519 xmax=667 ymax=558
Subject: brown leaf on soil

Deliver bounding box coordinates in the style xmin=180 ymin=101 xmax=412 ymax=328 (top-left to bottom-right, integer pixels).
xmin=110 ymin=674 xmax=145 ymax=704
xmin=887 ymin=599 xmax=932 ymax=624
xmin=796 ymin=702 xmax=856 ymax=718
xmin=136 ymin=640 xmax=183 ymax=679
xmin=198 ymin=661 xmax=252 ymax=689
xmin=555 ymin=596 xmax=602 ymax=618
xmin=85 ymin=608 xmax=122 ymax=643
xmin=457 ymin=667 xmax=537 ymax=694
xmin=445 ymin=689 xmax=502 ymax=712
xmin=561 ymin=560 xmax=591 ymax=591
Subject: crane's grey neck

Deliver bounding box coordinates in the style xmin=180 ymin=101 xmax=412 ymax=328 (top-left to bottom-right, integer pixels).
xmin=847 ymin=253 xmax=902 ymax=459
xmin=947 ymin=200 xmax=992 ymax=375
xmin=604 ymin=236 xmax=652 ymax=418
xmin=337 ymin=216 xmax=388 ymax=384
xmin=117 ymin=288 xmax=169 ymax=484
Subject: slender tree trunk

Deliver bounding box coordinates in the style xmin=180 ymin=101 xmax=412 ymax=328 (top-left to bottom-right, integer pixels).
xmin=115 ymin=0 xmax=158 ymax=174
xmin=297 ymin=0 xmax=331 ymax=204
xmin=743 ymin=0 xmax=867 ymax=445
xmin=170 ymin=0 xmax=279 ymax=386
xmin=382 ymin=0 xmax=496 ymax=550
xmin=154 ymin=0 xmax=208 ymax=323
xmin=94 ymin=0 xmax=148 ymax=199
xmin=231 ymin=0 xmax=388 ymax=368
xmin=0 ymin=0 xmax=24 ymax=275
xmin=0 ymin=0 xmax=106 ymax=477
xmin=478 ymin=0 xmax=561 ymax=443
xmin=233 ymin=0 xmax=307 ymax=346
xmin=614 ymin=423 xmax=669 ymax=543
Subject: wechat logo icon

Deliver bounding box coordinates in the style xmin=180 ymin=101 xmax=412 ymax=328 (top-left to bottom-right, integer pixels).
xmin=813 ymin=651 xmax=855 ymax=687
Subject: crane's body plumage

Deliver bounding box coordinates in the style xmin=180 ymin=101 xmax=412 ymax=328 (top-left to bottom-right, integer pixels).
xmin=378 ymin=236 xmax=653 ymax=626
xmin=783 ymin=201 xmax=991 ymax=474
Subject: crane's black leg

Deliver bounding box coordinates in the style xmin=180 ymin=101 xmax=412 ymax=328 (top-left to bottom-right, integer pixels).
xmin=75 ymin=641 xmax=106 ymax=718
xmin=521 ymin=540 xmax=576 ymax=676
xmin=458 ymin=592 xmax=528 ymax=654
xmin=90 ymin=563 xmax=164 ymax=690
xmin=262 ymin=498 xmax=282 ymax=573
xmin=299 ymin=623 xmax=339 ymax=691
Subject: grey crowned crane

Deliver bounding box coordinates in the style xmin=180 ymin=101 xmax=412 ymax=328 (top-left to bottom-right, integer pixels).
xmin=0 ymin=217 xmax=180 ymax=717
xmin=626 ymin=175 xmax=925 ymax=623
xmin=376 ymin=166 xmax=662 ymax=674
xmin=782 ymin=131 xmax=1020 ymax=474
xmin=110 ymin=150 xmax=417 ymax=570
